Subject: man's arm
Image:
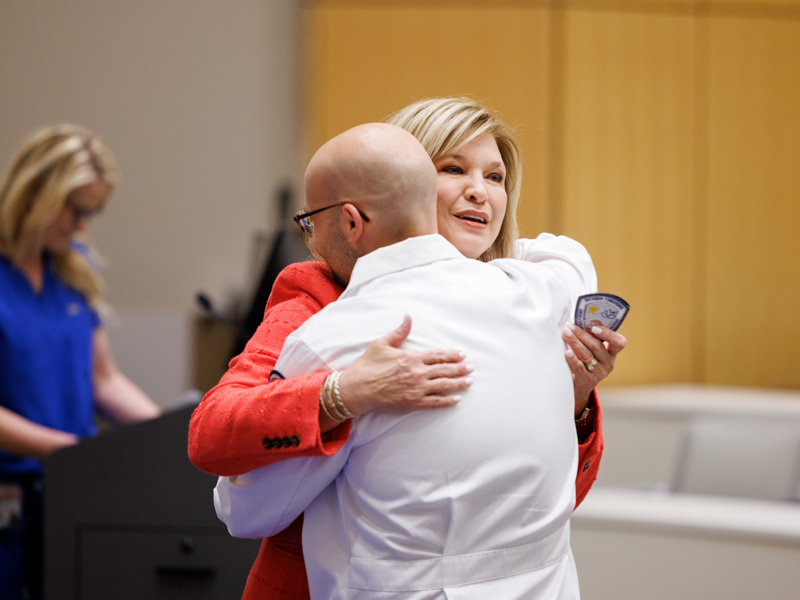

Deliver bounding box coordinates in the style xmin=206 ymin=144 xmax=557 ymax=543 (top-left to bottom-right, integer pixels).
xmin=514 ymin=233 xmax=598 ymax=314
xmin=512 ymin=233 xmax=605 ymax=509
xmin=215 ymin=440 xmax=352 ymax=538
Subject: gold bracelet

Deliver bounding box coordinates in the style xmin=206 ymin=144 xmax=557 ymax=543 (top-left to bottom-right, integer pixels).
xmin=319 ymin=374 xmax=344 ymax=423
xmin=326 ymin=372 xmax=348 ymax=422
xmin=332 ymin=371 xmax=354 ymax=419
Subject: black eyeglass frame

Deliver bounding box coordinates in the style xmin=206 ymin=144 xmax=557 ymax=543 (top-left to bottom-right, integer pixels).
xmin=65 ymin=196 xmax=103 ymax=225
xmin=293 ymin=202 xmax=370 ymax=236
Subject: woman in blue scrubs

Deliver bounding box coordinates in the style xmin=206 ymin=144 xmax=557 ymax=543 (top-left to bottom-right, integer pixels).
xmin=0 ymin=124 xmax=162 ymax=600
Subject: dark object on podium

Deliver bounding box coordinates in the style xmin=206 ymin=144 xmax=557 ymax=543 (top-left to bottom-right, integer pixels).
xmin=229 ymin=186 xmax=310 ymax=359
xmin=44 ymin=406 xmax=261 ymax=600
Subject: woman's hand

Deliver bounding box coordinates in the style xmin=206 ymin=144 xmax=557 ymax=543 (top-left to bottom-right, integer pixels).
xmin=562 ymin=323 xmax=627 ymax=418
xmin=337 ymin=315 xmax=473 ymax=417
xmin=0 ymin=405 xmax=79 ymax=459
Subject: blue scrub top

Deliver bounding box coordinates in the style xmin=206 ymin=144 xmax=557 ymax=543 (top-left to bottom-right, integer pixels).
xmin=0 ymin=254 xmax=99 ymax=475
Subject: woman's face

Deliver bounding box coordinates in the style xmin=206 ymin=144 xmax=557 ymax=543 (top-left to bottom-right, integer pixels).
xmin=433 ymin=133 xmax=507 ymax=259
xmin=41 ymin=180 xmax=108 ymax=254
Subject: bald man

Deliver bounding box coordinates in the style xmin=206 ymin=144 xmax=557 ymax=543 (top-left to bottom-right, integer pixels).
xmin=216 ymin=124 xmax=596 ymax=599
xmin=298 ymin=123 xmax=439 ymax=289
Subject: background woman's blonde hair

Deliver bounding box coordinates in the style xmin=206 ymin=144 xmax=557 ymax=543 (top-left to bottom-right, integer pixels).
xmin=0 ymin=124 xmax=117 ymax=309
xmin=385 ymin=97 xmax=522 ymax=261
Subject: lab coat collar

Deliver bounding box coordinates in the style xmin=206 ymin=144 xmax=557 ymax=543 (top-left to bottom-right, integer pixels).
xmin=341 ymin=234 xmax=465 ymax=298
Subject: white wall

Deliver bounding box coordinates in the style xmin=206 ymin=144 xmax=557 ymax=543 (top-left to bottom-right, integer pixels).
xmin=0 ymin=0 xmax=304 ymax=405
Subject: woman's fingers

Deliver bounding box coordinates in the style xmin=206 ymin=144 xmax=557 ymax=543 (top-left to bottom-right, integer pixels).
xmin=423 ymin=361 xmax=474 ymax=380
xmin=338 ymin=316 xmax=481 ymax=416
xmin=564 ymin=344 xmax=588 ymax=376
xmin=412 ymin=395 xmax=463 ymax=409
xmin=380 ymin=314 xmax=413 ymax=348
xmin=587 ymin=325 xmax=627 ymax=356
xmin=562 ymin=323 xmax=609 ymax=365
xmin=339 ymin=320 xmax=469 ymax=416
xmin=386 ymin=354 xmax=472 ymax=399
xmin=420 ymin=348 xmax=467 ymax=365
xmin=376 ymin=317 xmax=467 ymax=366
xmin=422 ymin=372 xmax=473 ymax=395
xmin=562 ymin=322 xmax=625 ymax=415
xmin=563 ymin=331 xmax=594 ymax=366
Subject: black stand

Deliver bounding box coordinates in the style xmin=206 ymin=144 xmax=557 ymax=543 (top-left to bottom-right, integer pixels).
xmin=44 ymin=407 xmax=260 ymax=600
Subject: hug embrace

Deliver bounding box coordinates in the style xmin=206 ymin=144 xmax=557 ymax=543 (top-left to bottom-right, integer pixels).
xmin=190 ymin=97 xmax=627 ymax=600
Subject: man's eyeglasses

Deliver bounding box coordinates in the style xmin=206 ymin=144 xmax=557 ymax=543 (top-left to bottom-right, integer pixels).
xmin=293 ymin=202 xmax=370 ymax=236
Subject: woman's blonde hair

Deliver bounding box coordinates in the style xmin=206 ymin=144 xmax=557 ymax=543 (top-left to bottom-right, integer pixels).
xmin=385 ymin=97 xmax=522 ymax=261
xmin=0 ymin=124 xmax=117 ymax=308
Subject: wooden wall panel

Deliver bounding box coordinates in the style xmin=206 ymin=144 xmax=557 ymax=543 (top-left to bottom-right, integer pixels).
xmin=306 ymin=0 xmax=800 ymax=392
xmin=560 ymin=10 xmax=697 ymax=385
xmin=305 ymin=5 xmax=553 ymax=234
xmin=705 ymin=16 xmax=800 ymax=387
xmin=712 ymin=0 xmax=800 ymax=7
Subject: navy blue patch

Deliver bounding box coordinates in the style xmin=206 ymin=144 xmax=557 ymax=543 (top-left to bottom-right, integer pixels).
xmin=269 ymin=370 xmax=285 ymax=382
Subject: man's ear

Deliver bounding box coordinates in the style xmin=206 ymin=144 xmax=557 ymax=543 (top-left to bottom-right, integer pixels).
xmin=340 ymin=203 xmax=365 ymax=244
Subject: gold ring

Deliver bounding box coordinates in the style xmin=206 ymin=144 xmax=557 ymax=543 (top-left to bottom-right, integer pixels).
xmin=585 ymin=358 xmax=598 ymax=372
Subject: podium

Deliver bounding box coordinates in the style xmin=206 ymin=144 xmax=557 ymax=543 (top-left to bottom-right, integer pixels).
xmin=44 ymin=406 xmax=261 ymax=599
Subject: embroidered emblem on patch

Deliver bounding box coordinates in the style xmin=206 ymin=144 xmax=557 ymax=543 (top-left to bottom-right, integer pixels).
xmin=66 ymin=303 xmax=82 ymax=316
xmin=269 ymin=370 xmax=285 ymax=382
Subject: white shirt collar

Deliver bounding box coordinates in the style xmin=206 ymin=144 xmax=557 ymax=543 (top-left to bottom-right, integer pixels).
xmin=342 ymin=234 xmax=465 ymax=298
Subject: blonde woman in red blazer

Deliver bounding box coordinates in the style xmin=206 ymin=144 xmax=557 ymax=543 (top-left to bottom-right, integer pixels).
xmin=189 ymin=98 xmax=625 ymax=600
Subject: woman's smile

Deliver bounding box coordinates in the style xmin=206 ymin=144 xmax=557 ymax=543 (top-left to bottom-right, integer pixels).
xmin=454 ymin=209 xmax=489 ymax=228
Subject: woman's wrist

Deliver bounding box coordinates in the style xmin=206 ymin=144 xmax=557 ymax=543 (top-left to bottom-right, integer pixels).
xmin=574 ymin=390 xmax=592 ymax=419
xmin=574 ymin=389 xmax=598 ymax=442
xmin=319 ymin=371 xmax=354 ymax=424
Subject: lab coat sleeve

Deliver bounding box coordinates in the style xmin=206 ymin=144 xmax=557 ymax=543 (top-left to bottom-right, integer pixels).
xmin=514 ymin=233 xmax=598 ymax=315
xmin=516 ymin=234 xmax=605 ymax=508
xmin=214 ymin=436 xmax=352 ymax=539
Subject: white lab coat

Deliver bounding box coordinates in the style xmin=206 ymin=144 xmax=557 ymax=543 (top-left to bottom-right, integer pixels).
xmin=215 ymin=233 xmax=597 ymax=599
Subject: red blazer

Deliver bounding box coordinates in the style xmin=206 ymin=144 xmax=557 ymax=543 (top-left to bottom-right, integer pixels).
xmin=189 ymin=261 xmax=604 ymax=600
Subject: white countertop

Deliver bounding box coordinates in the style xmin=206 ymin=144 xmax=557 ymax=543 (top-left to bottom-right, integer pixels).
xmin=574 ymin=486 xmax=800 ymax=545
xmin=597 ymin=384 xmax=800 ymax=418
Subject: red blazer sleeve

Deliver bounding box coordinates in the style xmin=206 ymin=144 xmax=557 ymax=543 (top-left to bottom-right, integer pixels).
xmin=188 ymin=261 xmax=348 ymax=477
xmin=574 ymin=389 xmax=604 ymax=509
